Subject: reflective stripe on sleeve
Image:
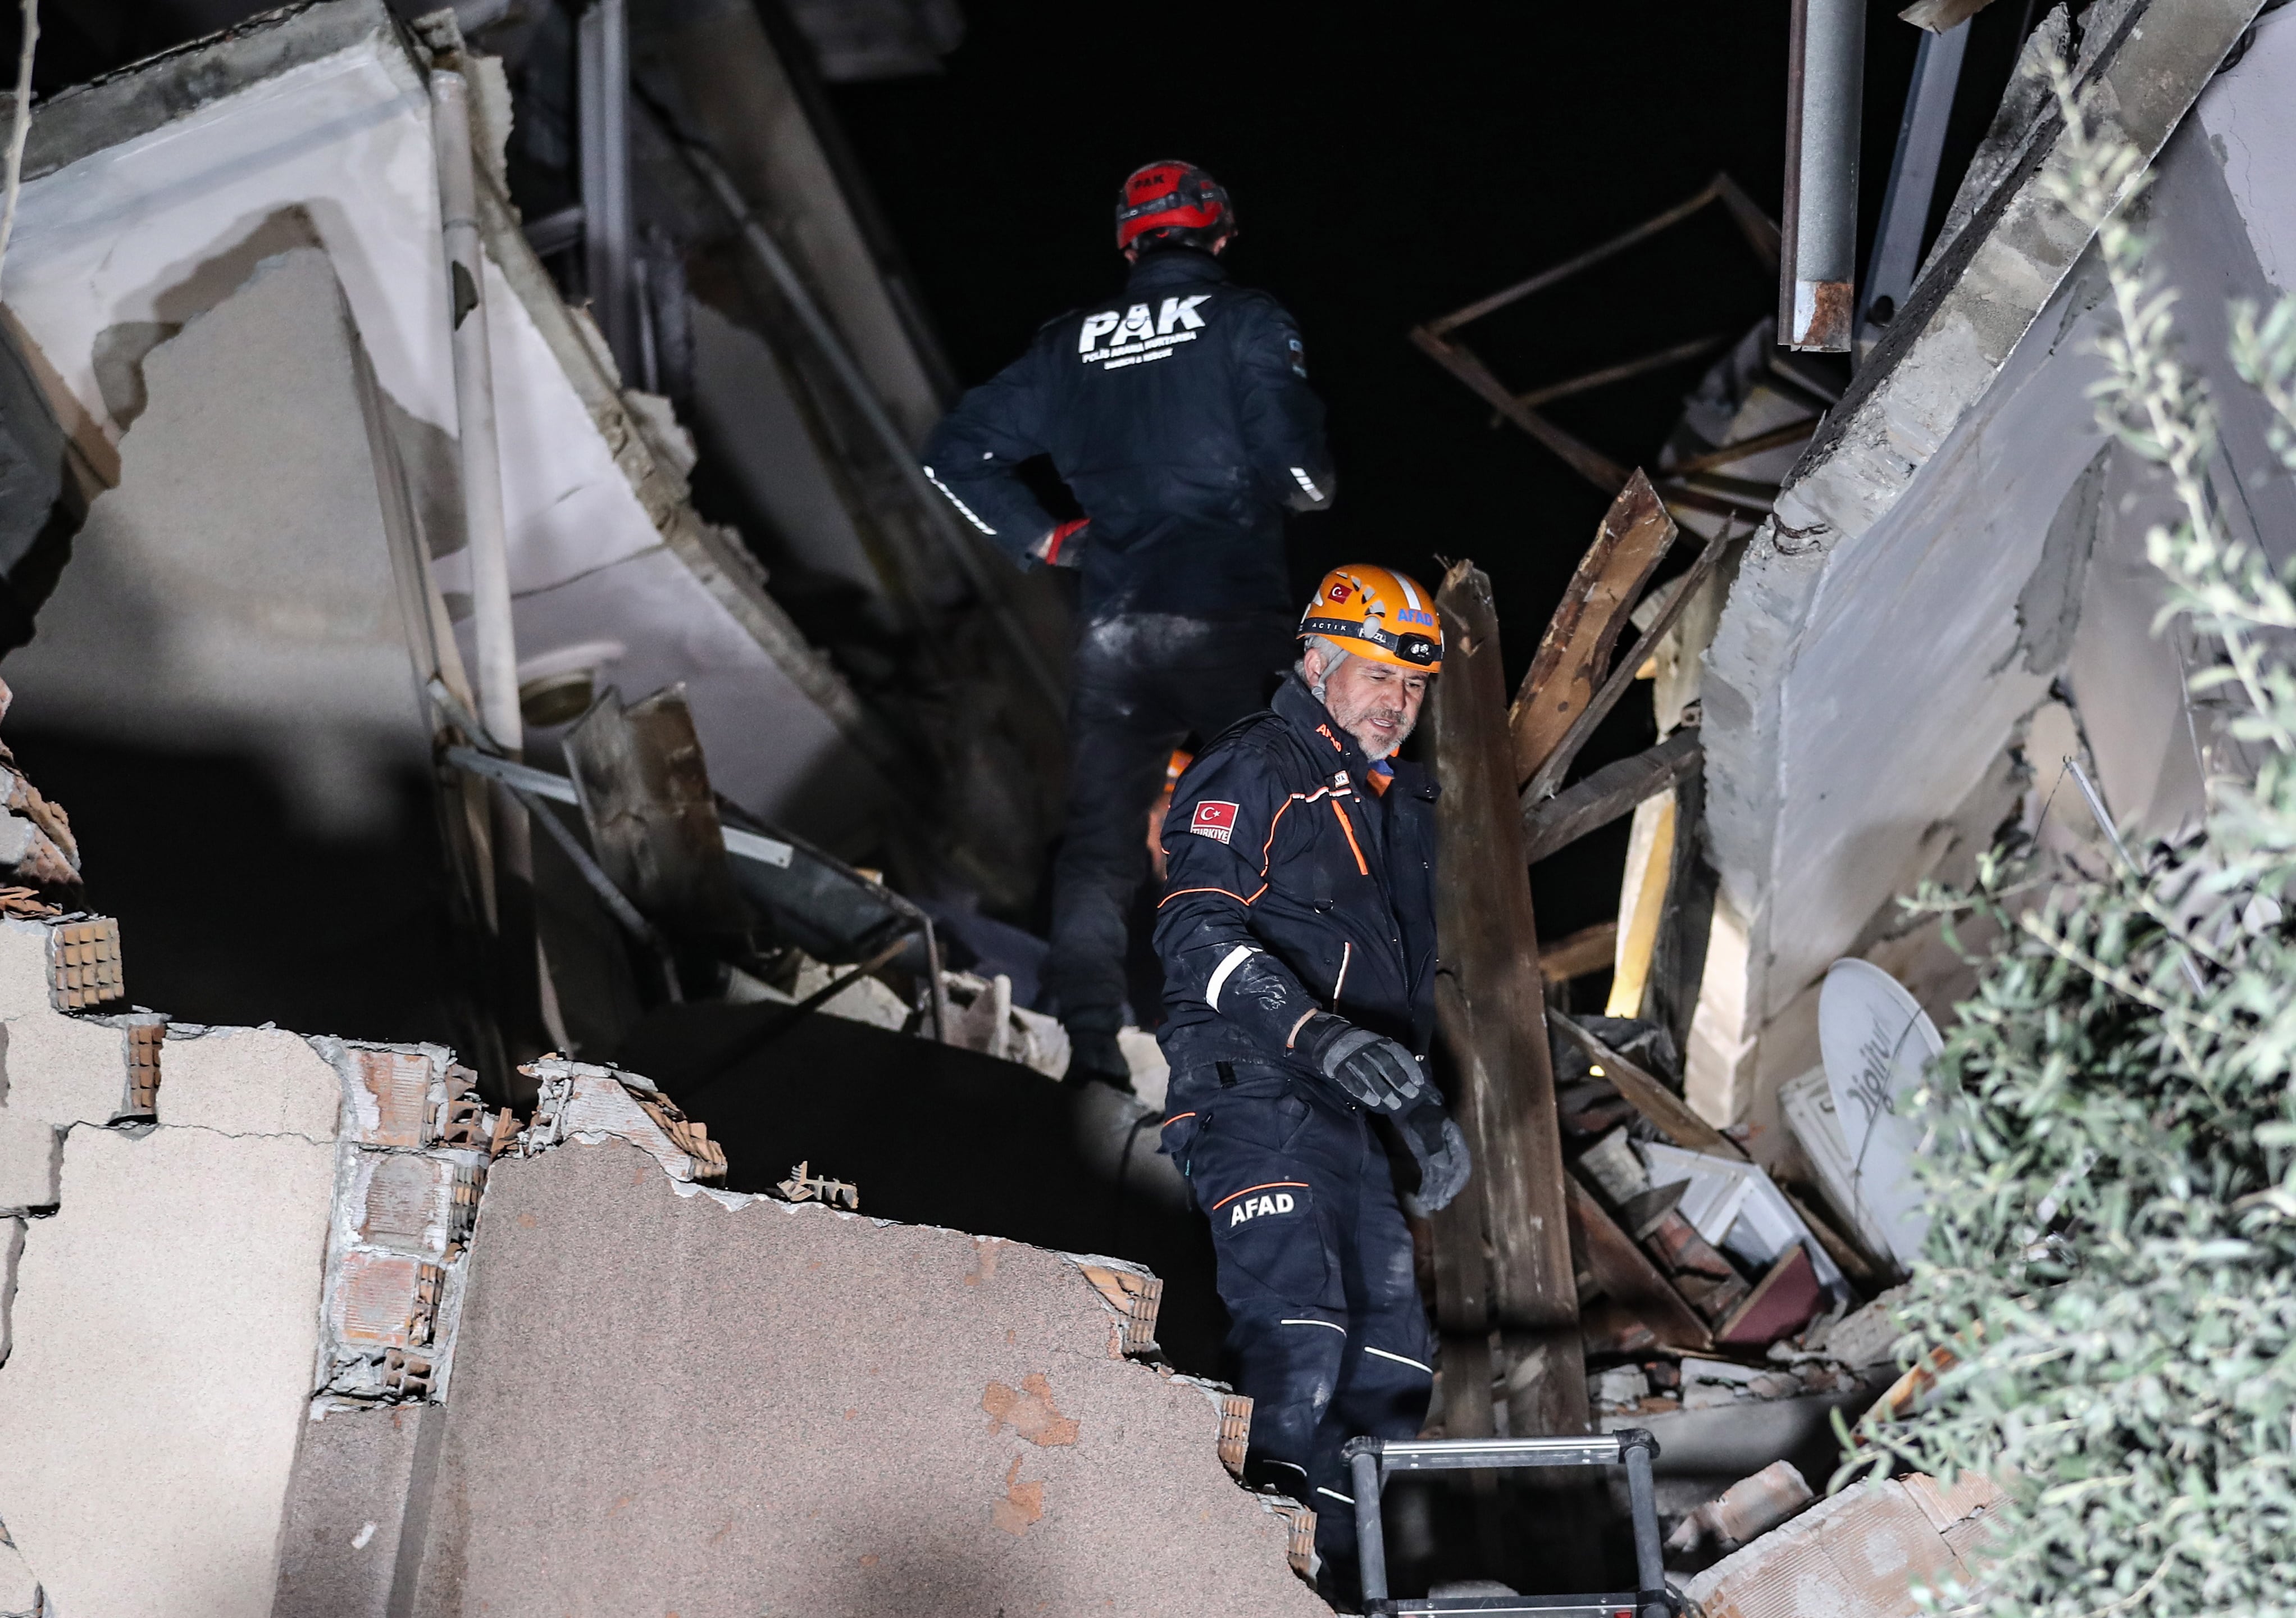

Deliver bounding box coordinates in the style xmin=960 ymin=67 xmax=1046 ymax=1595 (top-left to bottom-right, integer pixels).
xmin=920 ymin=465 xmax=997 ymax=534
xmin=1205 ymin=943 xmax=1258 ymax=1010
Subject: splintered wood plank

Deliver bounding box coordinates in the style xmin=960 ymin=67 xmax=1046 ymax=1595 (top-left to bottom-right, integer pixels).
xmin=1520 ymin=729 xmax=1703 ymax=866
xmin=1432 ymin=561 xmax=1586 ymax=1437
xmin=1564 ymin=1176 xmax=1712 ymax=1352
xmin=1509 ymin=470 xmax=1678 ymax=788
xmin=1548 ymin=1008 xmax=1743 ymax=1161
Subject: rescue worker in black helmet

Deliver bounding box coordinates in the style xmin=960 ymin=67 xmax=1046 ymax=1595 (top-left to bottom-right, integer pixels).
xmin=919 ymin=160 xmax=1334 ymax=1088
xmin=1152 ymin=565 xmax=1468 ymax=1590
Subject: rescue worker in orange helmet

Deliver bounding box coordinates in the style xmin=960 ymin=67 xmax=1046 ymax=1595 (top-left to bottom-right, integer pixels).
xmin=1151 ymin=564 xmax=1466 ymax=1592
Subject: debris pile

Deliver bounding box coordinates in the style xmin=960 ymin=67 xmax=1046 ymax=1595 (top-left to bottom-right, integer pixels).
xmin=0 ymin=910 xmax=1325 ymax=1617
xmin=1684 ymin=1470 xmax=1999 ymax=1617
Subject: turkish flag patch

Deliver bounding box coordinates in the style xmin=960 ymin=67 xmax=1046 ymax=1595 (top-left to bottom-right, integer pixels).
xmin=1190 ymin=801 xmax=1240 ymax=844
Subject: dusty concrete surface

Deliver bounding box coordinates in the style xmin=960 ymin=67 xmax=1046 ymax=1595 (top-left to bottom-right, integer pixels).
xmin=0 ymin=917 xmax=136 ymax=1211
xmin=0 ymin=1123 xmax=338 ymax=1616
xmin=160 ymin=1024 xmax=345 ymax=1138
xmin=408 ymin=1138 xmax=1325 ymax=1617
xmin=1684 ymin=1471 xmax=1998 ymax=1616
xmin=620 ymin=1003 xmax=1227 ymax=1370
xmin=0 ymin=1514 xmax=35 ymax=1616
xmin=271 ymin=1403 xmax=439 ymax=1618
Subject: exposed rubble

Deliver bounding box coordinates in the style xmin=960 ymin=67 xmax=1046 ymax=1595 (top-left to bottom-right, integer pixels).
xmin=0 ymin=909 xmax=1322 ymax=1617
xmin=1684 ymin=1470 xmax=1999 ymax=1617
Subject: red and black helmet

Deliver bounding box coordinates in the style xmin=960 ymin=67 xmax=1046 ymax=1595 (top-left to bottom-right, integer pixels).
xmin=1114 ymin=160 xmax=1235 ymax=253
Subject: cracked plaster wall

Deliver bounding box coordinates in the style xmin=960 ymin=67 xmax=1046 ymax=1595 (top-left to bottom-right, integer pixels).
xmin=0 ymin=1005 xmax=347 ymax=1618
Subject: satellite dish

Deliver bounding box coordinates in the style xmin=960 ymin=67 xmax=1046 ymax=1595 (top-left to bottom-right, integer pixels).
xmin=1817 ymin=959 xmax=1941 ymax=1268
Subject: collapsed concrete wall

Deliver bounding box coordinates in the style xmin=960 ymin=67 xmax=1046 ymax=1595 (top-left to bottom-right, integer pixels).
xmin=400 ymin=1133 xmax=1318 ymax=1617
xmin=0 ymin=920 xmax=1320 ymax=1617
xmin=0 ymin=0 xmax=891 ymax=845
xmin=1685 ymin=0 xmax=2286 ymax=1138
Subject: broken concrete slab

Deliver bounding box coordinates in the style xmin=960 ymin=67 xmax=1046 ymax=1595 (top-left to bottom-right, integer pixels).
xmin=1683 ymin=1471 xmax=1999 ymax=1616
xmin=403 ymin=1137 xmax=1327 ymax=1617
xmin=5 ymin=245 xmax=437 ymax=832
xmin=0 ymin=915 xmax=145 ymax=1212
xmin=0 ymin=1122 xmax=338 ymax=1616
xmin=158 ymin=1024 xmax=345 ymax=1138
xmin=1688 ymin=0 xmax=2269 ymax=1133
xmin=4 ymin=0 xmax=891 ymax=848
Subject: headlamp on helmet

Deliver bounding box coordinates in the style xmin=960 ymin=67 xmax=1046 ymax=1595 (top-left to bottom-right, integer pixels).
xmin=1299 ymin=565 xmax=1443 ymax=674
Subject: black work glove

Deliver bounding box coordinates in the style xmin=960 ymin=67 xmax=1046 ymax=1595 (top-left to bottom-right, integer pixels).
xmin=1292 ymin=1012 xmax=1428 ymax=1114
xmin=1399 ymin=1103 xmax=1470 ymax=1211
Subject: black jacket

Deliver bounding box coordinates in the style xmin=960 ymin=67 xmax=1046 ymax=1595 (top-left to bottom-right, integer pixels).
xmin=1152 ymin=675 xmax=1439 ymax=1079
xmin=919 ymin=248 xmax=1334 ymax=621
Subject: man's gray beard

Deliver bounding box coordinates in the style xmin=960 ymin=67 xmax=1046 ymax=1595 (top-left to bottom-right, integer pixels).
xmin=1351 ymin=711 xmax=1414 ymax=761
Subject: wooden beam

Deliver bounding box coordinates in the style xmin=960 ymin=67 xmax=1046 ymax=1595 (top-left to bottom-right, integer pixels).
xmin=1428 ymin=1043 xmax=1498 ymax=1438
xmin=1565 ymin=1176 xmax=1712 ymax=1351
xmin=1409 ymin=326 xmax=1627 ymax=492
xmin=1522 ymin=525 xmax=1738 ymax=803
xmin=1538 ymin=920 xmax=1619 ymax=984
xmin=1509 ymin=471 xmax=1678 ymax=787
xmin=1433 ymin=561 xmax=1587 ymax=1437
xmin=1548 ymin=1008 xmax=1744 ymax=1161
xmin=1506 ymin=334 xmax=1731 ymax=413
xmin=1521 ymin=729 xmax=1703 ymax=865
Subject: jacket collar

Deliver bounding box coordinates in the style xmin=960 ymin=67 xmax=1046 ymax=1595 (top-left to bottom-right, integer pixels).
xmin=1273 ymin=671 xmax=1437 ymax=799
xmin=1125 ymin=247 xmax=1229 ymax=293
xmin=1273 ymin=672 xmax=1372 ymax=782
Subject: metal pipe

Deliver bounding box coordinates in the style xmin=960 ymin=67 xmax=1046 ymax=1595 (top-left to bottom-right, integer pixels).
xmin=423 ymin=79 xmax=541 ymax=1058
xmin=1349 ymin=1446 xmax=1388 ymax=1602
xmin=1857 ymin=20 xmax=1970 ymax=355
xmin=918 ymin=914 xmax=948 ymax=1044
xmin=431 ymin=70 xmax=522 ymax=763
xmin=577 ymin=0 xmax=633 ymax=371
xmin=1622 ymin=1434 xmax=1668 ymax=1616
xmin=1781 ymin=0 xmax=1866 ymax=351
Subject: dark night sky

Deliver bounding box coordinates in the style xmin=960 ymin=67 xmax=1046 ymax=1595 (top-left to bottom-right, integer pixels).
xmin=833 ymin=1 xmax=1800 ymax=639
xmin=0 ymin=0 xmax=2024 ymax=949
xmin=826 ymin=0 xmax=1978 ymax=934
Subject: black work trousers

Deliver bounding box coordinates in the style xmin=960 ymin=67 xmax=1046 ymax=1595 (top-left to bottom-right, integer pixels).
xmin=1044 ymin=612 xmax=1290 ymax=1060
xmin=1161 ymin=1061 xmax=1434 ymax=1572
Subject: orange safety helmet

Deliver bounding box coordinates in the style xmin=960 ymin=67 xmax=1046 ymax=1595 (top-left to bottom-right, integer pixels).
xmin=1299 ymin=564 xmax=1443 ymax=672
